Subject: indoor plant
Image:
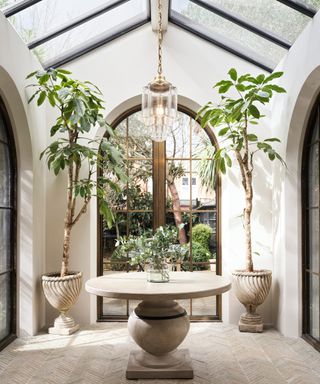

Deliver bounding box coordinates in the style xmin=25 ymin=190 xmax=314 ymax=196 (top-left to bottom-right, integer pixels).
xmin=27 ymin=68 xmax=125 ymax=334
xmin=197 ymin=69 xmax=286 ymax=332
xmin=114 ymin=225 xmax=188 ymax=282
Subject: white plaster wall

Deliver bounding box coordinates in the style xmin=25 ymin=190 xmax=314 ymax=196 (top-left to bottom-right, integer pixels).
xmin=51 ymin=22 xmax=275 ymax=327
xmin=0 ymin=13 xmax=47 ymax=335
xmin=271 ymin=12 xmax=320 ymax=337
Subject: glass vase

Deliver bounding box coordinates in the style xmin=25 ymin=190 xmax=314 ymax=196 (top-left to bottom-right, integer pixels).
xmin=146 ymin=261 xmax=170 ymax=283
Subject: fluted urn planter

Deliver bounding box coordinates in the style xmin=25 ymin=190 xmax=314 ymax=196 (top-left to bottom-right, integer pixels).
xmin=232 ymin=270 xmax=272 ymax=333
xmin=42 ymin=271 xmax=82 ymax=335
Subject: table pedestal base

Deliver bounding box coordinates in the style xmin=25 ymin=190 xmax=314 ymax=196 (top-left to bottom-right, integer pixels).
xmin=126 ymin=349 xmax=193 ymax=379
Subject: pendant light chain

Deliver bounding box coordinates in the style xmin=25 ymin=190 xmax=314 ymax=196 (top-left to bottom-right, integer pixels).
xmin=157 ymin=0 xmax=163 ymax=77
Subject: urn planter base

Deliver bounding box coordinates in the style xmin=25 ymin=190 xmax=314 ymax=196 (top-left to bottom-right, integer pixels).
xmin=239 ymin=313 xmax=263 ymax=333
xmin=232 ymin=269 xmax=272 ymax=333
xmin=48 ymin=313 xmax=80 ymax=335
xmin=42 ymin=271 xmax=82 ymax=335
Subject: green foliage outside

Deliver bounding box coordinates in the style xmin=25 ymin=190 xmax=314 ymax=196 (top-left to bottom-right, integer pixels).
xmin=184 ymin=242 xmax=212 ymax=271
xmin=192 ymin=224 xmax=212 ymax=251
xmin=113 ymin=225 xmax=188 ymax=271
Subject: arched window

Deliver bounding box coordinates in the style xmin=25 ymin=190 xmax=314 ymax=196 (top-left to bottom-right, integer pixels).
xmin=302 ymin=96 xmax=320 ymax=351
xmin=0 ymin=97 xmax=16 ymax=350
xmin=98 ymin=106 xmax=221 ymax=320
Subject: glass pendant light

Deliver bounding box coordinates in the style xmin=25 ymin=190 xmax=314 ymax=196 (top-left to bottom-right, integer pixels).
xmin=142 ymin=0 xmax=177 ymax=142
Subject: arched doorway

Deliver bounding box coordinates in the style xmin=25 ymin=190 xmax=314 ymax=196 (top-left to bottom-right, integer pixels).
xmin=0 ymin=96 xmax=16 ymax=350
xmin=302 ymin=94 xmax=320 ymax=351
xmin=97 ymin=105 xmax=221 ymax=321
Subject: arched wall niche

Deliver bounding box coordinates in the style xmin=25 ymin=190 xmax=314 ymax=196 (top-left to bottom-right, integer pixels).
xmin=279 ymin=65 xmax=320 ymax=337
xmin=0 ymin=65 xmax=44 ymax=336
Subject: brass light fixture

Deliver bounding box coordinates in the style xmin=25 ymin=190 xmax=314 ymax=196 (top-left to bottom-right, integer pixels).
xmin=142 ymin=0 xmax=177 ymax=142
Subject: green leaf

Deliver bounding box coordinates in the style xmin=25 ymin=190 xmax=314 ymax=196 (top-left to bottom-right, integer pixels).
xmin=248 ymin=104 xmax=260 ymax=118
xmin=225 ymin=153 xmax=232 ymax=167
xmin=264 ymin=137 xmax=281 ymax=142
xmin=57 ymin=68 xmax=72 ymax=74
xmin=267 ymin=84 xmax=286 ymax=93
xmin=247 ymin=134 xmax=258 ymax=141
xmin=28 ymin=90 xmax=40 ymax=104
xmin=47 ymin=92 xmax=56 ymax=107
xmin=228 ymin=68 xmax=237 ymax=81
xmin=73 ymin=98 xmax=86 ymax=117
xmin=220 ymin=157 xmax=226 ymax=174
xmin=219 ymin=82 xmax=233 ymax=93
xmin=37 ymin=91 xmax=46 ymax=106
xmin=218 ymin=127 xmax=229 ymax=136
xmin=238 ymin=74 xmax=250 ymax=83
xmin=256 ymin=74 xmax=265 ymax=84
xmin=26 ymin=70 xmax=38 ymax=79
xmin=236 ymin=83 xmax=246 ymax=92
xmin=264 ymin=71 xmax=283 ymax=83
xmin=39 ymin=73 xmax=49 ymax=85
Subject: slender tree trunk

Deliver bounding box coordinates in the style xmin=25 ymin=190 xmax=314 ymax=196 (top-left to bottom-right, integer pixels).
xmin=167 ymin=179 xmax=187 ymax=244
xmin=235 ymin=116 xmax=254 ymax=272
xmin=244 ymin=172 xmax=253 ymax=272
xmin=61 ymin=223 xmax=72 ymax=276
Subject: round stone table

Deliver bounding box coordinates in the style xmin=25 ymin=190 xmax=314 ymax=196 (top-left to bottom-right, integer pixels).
xmin=85 ymin=271 xmax=231 ymax=379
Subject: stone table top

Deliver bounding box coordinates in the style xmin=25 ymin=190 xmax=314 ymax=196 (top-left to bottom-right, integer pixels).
xmin=85 ymin=272 xmax=231 ymax=300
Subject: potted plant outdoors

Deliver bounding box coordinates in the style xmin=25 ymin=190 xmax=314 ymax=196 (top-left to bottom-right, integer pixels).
xmin=114 ymin=226 xmax=188 ymax=282
xmin=27 ymin=68 xmax=126 ymax=334
xmin=197 ymin=69 xmax=286 ymax=332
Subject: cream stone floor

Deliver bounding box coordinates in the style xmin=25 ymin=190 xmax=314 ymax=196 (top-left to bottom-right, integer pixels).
xmin=1 ymin=323 xmax=320 ymax=384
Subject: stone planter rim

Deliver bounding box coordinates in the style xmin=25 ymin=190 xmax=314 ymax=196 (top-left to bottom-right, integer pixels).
xmin=232 ymin=269 xmax=272 ymax=277
xmin=42 ymin=271 xmax=82 ymax=282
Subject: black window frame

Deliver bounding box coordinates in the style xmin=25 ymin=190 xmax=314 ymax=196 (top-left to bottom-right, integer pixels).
xmin=302 ymin=92 xmax=320 ymax=352
xmin=0 ymin=96 xmax=17 ymax=351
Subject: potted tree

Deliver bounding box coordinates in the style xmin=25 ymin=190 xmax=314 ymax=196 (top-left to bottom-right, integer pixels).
xmin=197 ymin=69 xmax=286 ymax=332
xmin=27 ymin=68 xmax=125 ymax=334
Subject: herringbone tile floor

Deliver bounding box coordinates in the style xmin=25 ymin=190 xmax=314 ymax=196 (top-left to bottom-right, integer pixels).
xmin=0 ymin=323 xmax=319 ymax=384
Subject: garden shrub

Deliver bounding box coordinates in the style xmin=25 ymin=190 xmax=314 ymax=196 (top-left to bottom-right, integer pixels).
xmin=191 ymin=224 xmax=212 ymax=251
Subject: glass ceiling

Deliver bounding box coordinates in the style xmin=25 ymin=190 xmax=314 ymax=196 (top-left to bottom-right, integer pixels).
xmin=0 ymin=0 xmax=319 ymax=71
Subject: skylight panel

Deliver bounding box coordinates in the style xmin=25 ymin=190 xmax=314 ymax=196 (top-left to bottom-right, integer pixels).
xmin=6 ymin=0 xmax=116 ymax=45
xmin=170 ymin=0 xmax=288 ymax=71
xmin=204 ymin=0 xmax=310 ymax=44
xmin=34 ymin=0 xmax=148 ymax=68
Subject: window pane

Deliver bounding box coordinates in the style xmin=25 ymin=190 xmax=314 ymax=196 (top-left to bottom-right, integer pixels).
xmin=0 ymin=114 xmax=8 ymax=144
xmin=308 ymin=143 xmax=319 ymax=207
xmin=192 ymin=160 xmax=216 ymax=207
xmin=166 ymin=111 xmax=191 ymax=158
xmin=309 ymin=210 xmax=319 ymax=273
xmin=0 ymin=209 xmax=11 ymax=274
xmin=206 ymin=0 xmax=310 ymax=44
xmin=0 ymin=273 xmax=10 ymax=341
xmin=167 ymin=160 xmax=191 ymax=207
xmin=127 ymin=112 xmax=152 ymax=159
xmin=309 ymin=274 xmax=320 ymax=340
xmin=171 ymin=0 xmax=287 ymax=68
xmin=7 ymin=0 xmax=115 ymax=43
xmin=32 ymin=0 xmax=149 ymax=65
xmin=191 ymin=295 xmax=217 ymax=316
xmin=0 ymin=143 xmax=11 ymax=207
xmin=0 ymin=0 xmax=21 ymax=11
xmin=103 ymin=297 xmax=127 ymax=316
xmin=128 ymin=212 xmax=153 ymax=237
xmin=298 ymin=0 xmax=320 ymax=11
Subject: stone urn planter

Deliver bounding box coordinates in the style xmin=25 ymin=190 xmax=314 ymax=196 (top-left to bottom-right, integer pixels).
xmin=42 ymin=271 xmax=82 ymax=335
xmin=232 ymin=270 xmax=272 ymax=333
